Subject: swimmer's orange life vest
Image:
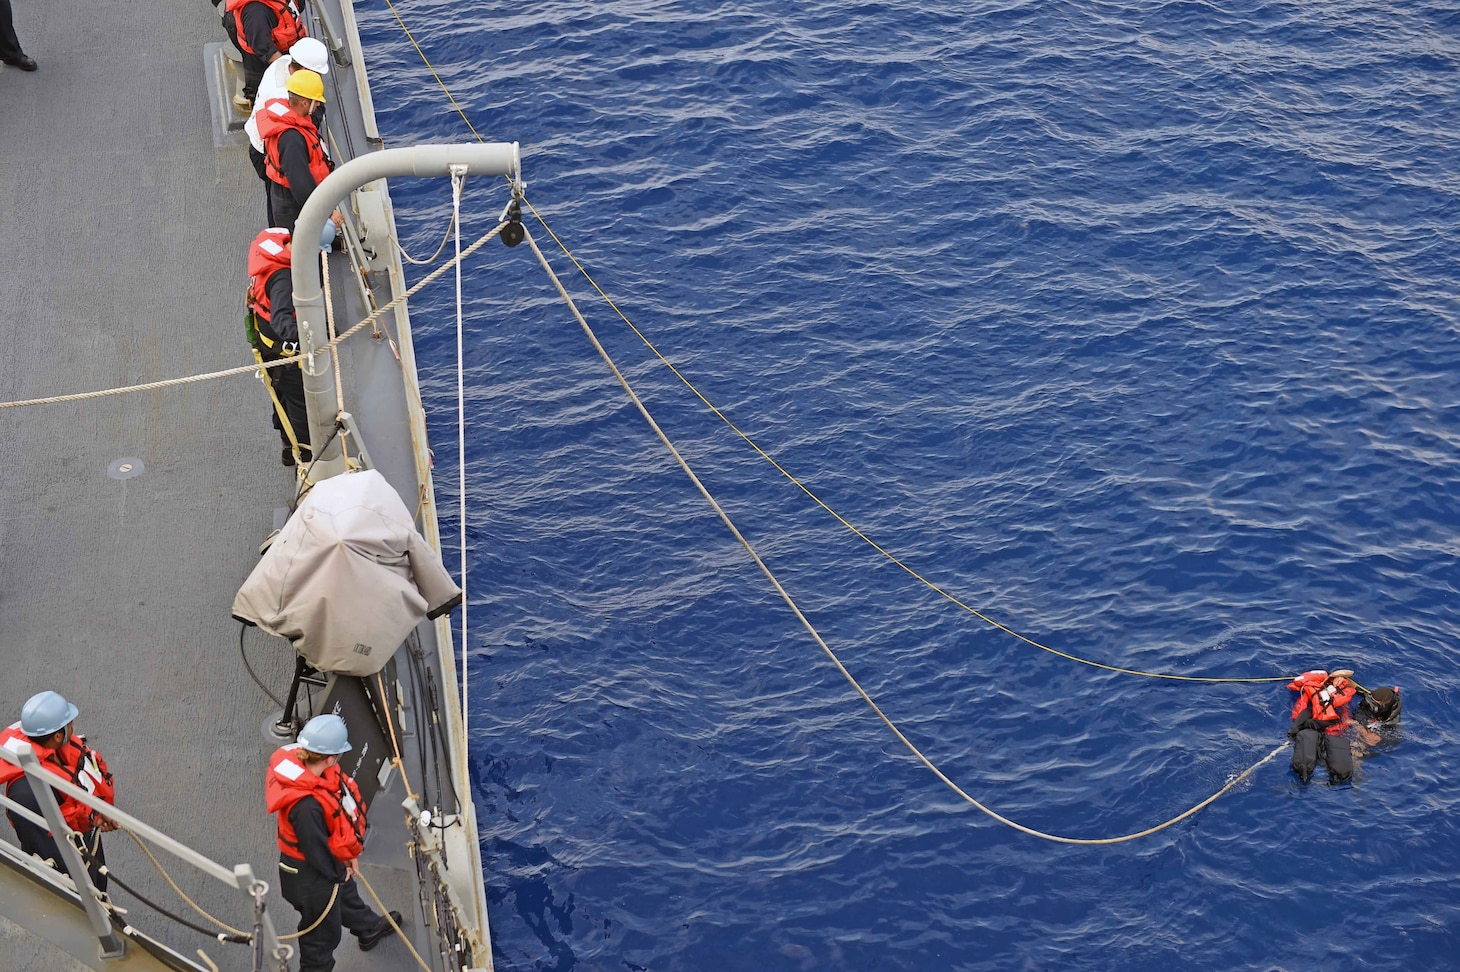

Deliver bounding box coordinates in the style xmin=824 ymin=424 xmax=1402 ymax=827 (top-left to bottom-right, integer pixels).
xmin=1288 ymin=670 xmax=1354 ymax=734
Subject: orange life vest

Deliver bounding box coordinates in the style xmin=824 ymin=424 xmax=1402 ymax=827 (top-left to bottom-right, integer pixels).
xmin=246 ymin=227 xmax=296 ymax=353
xmin=265 ymin=745 xmax=367 ymax=864
xmin=257 ymin=99 xmax=332 ymax=192
xmin=1287 ymin=670 xmax=1354 ymax=734
xmin=0 ymin=723 xmax=116 ymax=833
xmin=225 ymin=0 xmax=306 ymax=59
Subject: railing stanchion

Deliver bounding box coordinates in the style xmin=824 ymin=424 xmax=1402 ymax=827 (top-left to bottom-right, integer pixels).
xmin=13 ymin=743 xmax=125 ymax=959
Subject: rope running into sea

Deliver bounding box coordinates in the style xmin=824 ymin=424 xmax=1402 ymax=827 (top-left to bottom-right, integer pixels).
xmin=525 ymin=223 xmax=1291 ymax=843
xmin=371 ymin=0 xmax=1295 ymax=687
xmin=0 ymin=221 xmax=506 ymax=412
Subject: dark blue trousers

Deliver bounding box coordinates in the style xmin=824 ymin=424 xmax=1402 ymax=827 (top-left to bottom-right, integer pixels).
xmin=278 ymin=860 xmax=379 ymax=972
xmin=0 ymin=0 xmax=25 ymax=62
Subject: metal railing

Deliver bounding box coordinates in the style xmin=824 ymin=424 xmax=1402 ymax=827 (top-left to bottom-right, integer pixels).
xmin=0 ymin=740 xmax=289 ymax=969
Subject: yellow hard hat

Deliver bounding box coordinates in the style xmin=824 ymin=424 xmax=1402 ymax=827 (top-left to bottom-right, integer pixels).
xmin=286 ymin=69 xmax=326 ymax=104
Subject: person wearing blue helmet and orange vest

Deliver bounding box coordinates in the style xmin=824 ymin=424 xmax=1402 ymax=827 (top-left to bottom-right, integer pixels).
xmin=266 ymin=714 xmax=401 ymax=969
xmin=1287 ymin=669 xmax=1356 ymax=783
xmin=0 ymin=691 xmax=116 ymax=889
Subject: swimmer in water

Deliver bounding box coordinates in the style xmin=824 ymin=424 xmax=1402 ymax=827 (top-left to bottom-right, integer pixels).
xmin=1352 ymin=685 xmax=1401 ymax=752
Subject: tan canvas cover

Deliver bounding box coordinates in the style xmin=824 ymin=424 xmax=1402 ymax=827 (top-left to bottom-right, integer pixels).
xmin=232 ymin=469 xmax=462 ymax=676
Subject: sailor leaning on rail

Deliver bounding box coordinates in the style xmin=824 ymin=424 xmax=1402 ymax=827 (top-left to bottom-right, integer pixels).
xmin=267 ymin=714 xmax=402 ymax=970
xmin=257 ymin=66 xmax=346 ymax=237
xmin=244 ymin=35 xmax=330 ymax=225
xmin=0 ymin=691 xmax=116 ymax=889
xmin=247 ymin=221 xmax=336 ymax=466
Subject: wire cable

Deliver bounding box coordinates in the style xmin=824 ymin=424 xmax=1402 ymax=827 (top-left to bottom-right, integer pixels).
xmin=239 ymin=624 xmax=286 ymax=710
xmin=524 ymin=196 xmax=1294 ymax=685
xmin=373 ymin=0 xmax=1294 ymax=687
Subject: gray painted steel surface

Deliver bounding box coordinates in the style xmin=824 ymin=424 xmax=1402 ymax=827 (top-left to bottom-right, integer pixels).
xmin=0 ymin=2 xmax=488 ymax=969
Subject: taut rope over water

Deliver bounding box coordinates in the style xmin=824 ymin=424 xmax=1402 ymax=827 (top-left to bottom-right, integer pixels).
xmin=523 ymin=224 xmax=1287 ymax=843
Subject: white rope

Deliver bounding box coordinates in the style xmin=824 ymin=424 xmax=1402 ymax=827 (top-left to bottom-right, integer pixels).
xmin=396 ymin=211 xmax=458 ymax=266
xmin=0 ymin=222 xmax=506 ymax=412
xmin=523 ymin=222 xmax=1288 ymax=844
xmin=451 ymin=167 xmax=469 ymax=743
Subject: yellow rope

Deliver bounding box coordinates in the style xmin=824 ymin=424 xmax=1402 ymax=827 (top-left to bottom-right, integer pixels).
xmin=251 ymin=346 xmax=304 ymax=458
xmin=356 ymin=870 xmax=432 ymax=972
xmin=279 ymin=882 xmax=339 ymax=941
xmin=123 ymin=829 xmax=250 ymax=939
xmin=376 ymin=671 xmax=423 ymax=807
xmin=380 ymin=0 xmax=487 ymax=143
xmin=528 ymin=224 xmax=1288 ymax=842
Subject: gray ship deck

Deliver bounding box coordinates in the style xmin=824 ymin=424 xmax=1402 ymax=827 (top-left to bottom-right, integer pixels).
xmin=0 ymin=2 xmax=483 ymax=969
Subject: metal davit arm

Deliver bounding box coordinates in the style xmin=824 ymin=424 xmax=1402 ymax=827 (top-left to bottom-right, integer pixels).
xmin=290 ymin=143 xmax=522 ymax=482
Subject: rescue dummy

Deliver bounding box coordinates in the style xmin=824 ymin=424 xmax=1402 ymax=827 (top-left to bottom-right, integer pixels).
xmin=1287 ymin=669 xmax=1356 ymax=783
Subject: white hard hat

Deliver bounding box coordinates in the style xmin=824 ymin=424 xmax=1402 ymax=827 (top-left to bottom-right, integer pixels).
xmin=289 ymin=37 xmax=330 ymax=76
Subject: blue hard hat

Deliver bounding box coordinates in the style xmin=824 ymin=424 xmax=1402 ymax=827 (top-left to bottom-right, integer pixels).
xmin=296 ymin=714 xmax=351 ymax=755
xmin=319 ymin=220 xmax=337 ymax=251
xmin=21 ymin=691 xmax=78 ymax=737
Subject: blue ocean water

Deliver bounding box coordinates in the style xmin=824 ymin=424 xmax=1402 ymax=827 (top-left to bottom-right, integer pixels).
xmin=358 ymin=2 xmax=1459 ymax=969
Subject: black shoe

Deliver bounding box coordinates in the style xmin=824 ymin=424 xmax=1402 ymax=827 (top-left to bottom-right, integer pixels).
xmin=358 ymin=911 xmax=402 ymax=951
xmin=3 ymin=55 xmax=37 ymax=71
xmin=281 ymin=447 xmax=296 ymax=467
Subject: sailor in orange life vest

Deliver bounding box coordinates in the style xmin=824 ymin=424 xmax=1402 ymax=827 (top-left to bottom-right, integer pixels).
xmin=1287 ymin=669 xmax=1357 ymax=783
xmin=244 ymin=37 xmax=330 ymax=224
xmin=256 ymin=68 xmax=346 ymax=237
xmin=267 ymin=714 xmax=401 ymax=969
xmin=221 ymin=0 xmax=307 ymax=109
xmin=0 ymin=691 xmax=116 ymax=890
xmin=247 ymin=221 xmax=337 ymax=466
